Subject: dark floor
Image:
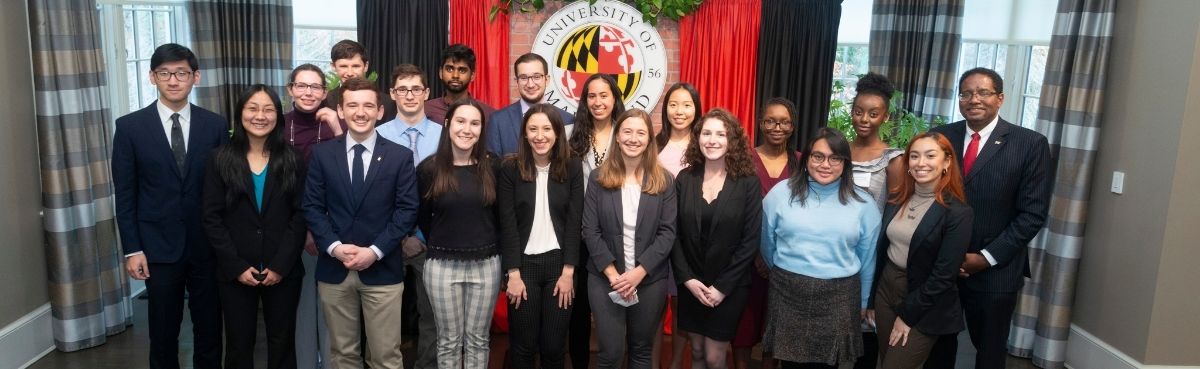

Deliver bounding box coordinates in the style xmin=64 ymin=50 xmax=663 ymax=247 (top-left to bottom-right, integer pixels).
xmin=28 ymin=296 xmax=1039 ymax=369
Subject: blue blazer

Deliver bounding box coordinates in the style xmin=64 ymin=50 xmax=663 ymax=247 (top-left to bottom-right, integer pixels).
xmin=931 ymin=119 xmax=1051 ymax=293
xmin=113 ymin=103 xmax=228 ymax=263
xmin=303 ymin=135 xmax=419 ymax=285
xmin=486 ymin=101 xmax=575 ymax=156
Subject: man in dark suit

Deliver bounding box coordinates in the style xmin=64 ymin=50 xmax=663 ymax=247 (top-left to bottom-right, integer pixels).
xmin=925 ymin=67 xmax=1051 ymax=369
xmin=112 ymin=43 xmax=228 ymax=369
xmin=303 ymin=77 xmax=419 ymax=369
xmin=487 ymin=53 xmax=575 ymax=155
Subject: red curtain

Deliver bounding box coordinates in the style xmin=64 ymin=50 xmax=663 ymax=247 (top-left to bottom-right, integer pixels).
xmin=449 ymin=0 xmax=510 ymax=109
xmin=680 ymin=0 xmax=762 ymax=142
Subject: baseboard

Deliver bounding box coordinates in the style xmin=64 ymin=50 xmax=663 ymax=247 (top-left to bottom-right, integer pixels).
xmin=0 ymin=303 xmax=53 ymax=369
xmin=1067 ymin=324 xmax=1200 ymax=369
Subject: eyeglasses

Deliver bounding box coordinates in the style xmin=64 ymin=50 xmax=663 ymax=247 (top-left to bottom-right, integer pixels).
xmin=154 ymin=70 xmax=195 ymax=81
xmin=808 ymin=153 xmax=845 ymax=166
xmin=958 ymin=90 xmax=1000 ymax=101
xmin=516 ymin=74 xmax=546 ymax=83
xmin=762 ymin=119 xmax=792 ymax=128
xmin=390 ymin=87 xmax=427 ymax=97
xmin=289 ymin=82 xmax=325 ymax=93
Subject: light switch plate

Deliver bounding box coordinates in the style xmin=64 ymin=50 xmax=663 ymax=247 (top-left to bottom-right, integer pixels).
xmin=1111 ymin=171 xmax=1125 ymax=194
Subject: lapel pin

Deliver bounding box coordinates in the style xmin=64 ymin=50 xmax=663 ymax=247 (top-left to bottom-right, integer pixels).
xmin=376 ymin=156 xmax=382 ymax=162
xmin=994 ymin=140 xmax=1002 ymax=145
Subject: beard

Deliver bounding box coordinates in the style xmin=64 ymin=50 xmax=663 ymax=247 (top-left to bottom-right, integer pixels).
xmin=444 ymin=80 xmax=468 ymax=94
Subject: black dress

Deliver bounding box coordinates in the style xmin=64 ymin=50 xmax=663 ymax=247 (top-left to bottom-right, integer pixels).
xmin=671 ymin=166 xmax=761 ymax=341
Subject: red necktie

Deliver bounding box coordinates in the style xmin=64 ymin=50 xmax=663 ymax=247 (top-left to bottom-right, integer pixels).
xmin=963 ymin=132 xmax=981 ymax=175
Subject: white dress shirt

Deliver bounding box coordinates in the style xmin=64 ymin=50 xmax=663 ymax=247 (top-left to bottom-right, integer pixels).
xmin=157 ymin=100 xmax=191 ymax=149
xmin=327 ymin=132 xmax=385 ymax=260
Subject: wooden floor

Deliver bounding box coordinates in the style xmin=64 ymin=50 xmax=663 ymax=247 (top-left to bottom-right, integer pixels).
xmin=28 ymin=296 xmax=1039 ymax=369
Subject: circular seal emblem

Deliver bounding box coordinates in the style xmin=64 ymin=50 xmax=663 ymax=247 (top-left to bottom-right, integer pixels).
xmin=531 ymin=0 xmax=668 ymax=113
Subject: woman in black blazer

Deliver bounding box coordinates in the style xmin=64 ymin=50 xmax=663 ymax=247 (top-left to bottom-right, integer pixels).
xmin=202 ymin=85 xmax=307 ymax=369
xmin=497 ymin=103 xmax=584 ymax=369
xmin=671 ymin=109 xmax=761 ymax=369
xmin=867 ymin=132 xmax=973 ymax=368
xmin=581 ymin=108 xmax=676 ymax=369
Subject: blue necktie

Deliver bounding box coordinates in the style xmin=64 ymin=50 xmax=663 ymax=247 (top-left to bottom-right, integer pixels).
xmin=352 ymin=144 xmax=366 ymax=196
xmin=403 ymin=127 xmax=419 ymax=160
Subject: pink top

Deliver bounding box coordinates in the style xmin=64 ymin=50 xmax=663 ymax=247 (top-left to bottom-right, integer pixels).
xmin=658 ymin=143 xmax=689 ymax=177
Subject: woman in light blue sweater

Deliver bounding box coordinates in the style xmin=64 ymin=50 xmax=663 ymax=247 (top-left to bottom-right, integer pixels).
xmin=761 ymin=127 xmax=881 ymax=369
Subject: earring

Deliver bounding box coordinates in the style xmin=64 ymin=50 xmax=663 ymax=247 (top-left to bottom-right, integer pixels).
xmin=942 ymin=168 xmax=948 ymax=175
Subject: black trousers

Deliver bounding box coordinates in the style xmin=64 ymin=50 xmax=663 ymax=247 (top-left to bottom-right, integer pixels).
xmin=923 ymin=290 xmax=1018 ymax=369
xmin=508 ymin=250 xmax=572 ymax=369
xmin=146 ymin=257 xmax=223 ymax=369
xmin=568 ymin=254 xmax=592 ymax=369
xmin=219 ymin=276 xmax=304 ymax=369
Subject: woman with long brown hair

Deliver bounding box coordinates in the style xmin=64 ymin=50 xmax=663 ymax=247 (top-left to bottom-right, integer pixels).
xmin=581 ymin=109 xmax=677 ymax=369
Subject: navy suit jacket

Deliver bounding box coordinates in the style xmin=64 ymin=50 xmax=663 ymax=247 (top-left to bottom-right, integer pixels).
xmin=303 ymin=134 xmax=419 ymax=285
xmin=486 ymin=101 xmax=575 ymax=156
xmin=931 ymin=119 xmax=1051 ymax=293
xmin=113 ymin=103 xmax=228 ymax=263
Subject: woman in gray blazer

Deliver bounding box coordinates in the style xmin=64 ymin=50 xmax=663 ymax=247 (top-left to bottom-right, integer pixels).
xmin=581 ymin=109 xmax=677 ymax=369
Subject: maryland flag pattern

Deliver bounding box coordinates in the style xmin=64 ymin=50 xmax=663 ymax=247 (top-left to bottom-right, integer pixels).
xmin=554 ymin=24 xmax=643 ymax=105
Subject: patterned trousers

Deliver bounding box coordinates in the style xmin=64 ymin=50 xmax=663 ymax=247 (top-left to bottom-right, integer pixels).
xmin=423 ymin=256 xmax=501 ymax=369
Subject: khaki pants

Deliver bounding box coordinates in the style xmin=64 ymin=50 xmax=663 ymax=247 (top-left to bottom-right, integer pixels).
xmin=318 ymin=271 xmax=406 ymax=369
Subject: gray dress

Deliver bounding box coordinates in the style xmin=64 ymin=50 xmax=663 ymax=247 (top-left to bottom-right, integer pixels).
xmin=852 ymin=148 xmax=904 ymax=213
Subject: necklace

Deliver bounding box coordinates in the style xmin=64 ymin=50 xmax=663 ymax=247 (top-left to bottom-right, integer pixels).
xmin=905 ymin=195 xmax=935 ymax=219
xmin=288 ymin=116 xmax=322 ymax=146
xmin=591 ymin=135 xmax=608 ymax=167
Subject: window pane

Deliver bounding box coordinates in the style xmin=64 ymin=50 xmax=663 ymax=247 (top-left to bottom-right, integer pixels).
xmin=139 ymin=60 xmax=156 ymax=106
xmin=978 ymin=44 xmax=995 ymax=70
xmin=1026 ymin=45 xmax=1049 ymax=96
xmin=960 ymin=43 xmax=978 ymax=71
xmin=153 ymin=11 xmax=172 ymax=46
xmin=126 ymin=62 xmax=140 ymax=112
xmin=1021 ymin=96 xmax=1040 ymax=128
xmin=123 ymin=10 xmax=135 ymax=61
xmin=136 ymin=11 xmax=154 ymax=59
xmin=994 ymin=45 xmax=1007 ymax=76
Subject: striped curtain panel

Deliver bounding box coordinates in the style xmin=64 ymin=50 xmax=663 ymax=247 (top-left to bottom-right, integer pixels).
xmin=868 ymin=0 xmax=964 ymax=124
xmin=189 ymin=0 xmax=294 ymax=123
xmin=1010 ymin=1 xmax=1115 ymax=368
xmin=28 ymin=0 xmax=133 ymax=352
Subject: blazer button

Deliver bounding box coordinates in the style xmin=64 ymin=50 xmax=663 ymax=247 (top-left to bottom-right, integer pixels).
xmin=256 ymin=229 xmax=263 ymax=234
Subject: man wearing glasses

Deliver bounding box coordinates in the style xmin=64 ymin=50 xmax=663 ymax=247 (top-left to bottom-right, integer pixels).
xmin=924 ymin=67 xmax=1052 ymax=369
xmin=375 ymin=63 xmax=442 ymax=369
xmin=112 ymin=43 xmax=228 ymax=369
xmin=424 ymin=44 xmax=497 ymax=124
xmin=487 ymin=53 xmax=576 ymax=155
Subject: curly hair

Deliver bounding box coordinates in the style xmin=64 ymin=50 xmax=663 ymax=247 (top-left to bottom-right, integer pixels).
xmin=682 ymin=108 xmax=754 ymax=178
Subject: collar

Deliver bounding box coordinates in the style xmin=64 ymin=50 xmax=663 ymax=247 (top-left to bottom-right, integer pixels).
xmin=157 ymin=100 xmax=191 ymax=122
xmin=519 ymin=99 xmax=533 ymax=114
xmin=346 ymin=131 xmax=379 ymax=153
xmin=968 ymin=115 xmax=1000 ymax=138
xmin=808 ymin=178 xmax=841 ymax=196
xmin=392 ymin=114 xmax=434 ymax=135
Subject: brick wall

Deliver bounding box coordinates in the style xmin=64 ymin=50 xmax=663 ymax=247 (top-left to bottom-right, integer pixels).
xmin=507 ymin=2 xmax=681 ymax=131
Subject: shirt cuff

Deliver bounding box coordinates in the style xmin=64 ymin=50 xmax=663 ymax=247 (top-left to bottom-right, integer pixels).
xmin=327 ymin=241 xmax=342 ymax=256
xmin=124 ymin=251 xmax=144 ymax=258
xmin=980 ymin=249 xmax=998 ymax=266
xmin=369 ymin=245 xmax=384 ymax=260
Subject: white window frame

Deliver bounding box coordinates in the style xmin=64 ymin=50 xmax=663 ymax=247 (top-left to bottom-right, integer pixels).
xmin=953 ymin=40 xmax=1048 ymax=127
xmin=97 ymin=0 xmax=190 ymax=119
xmin=292 ymin=25 xmax=358 ymax=71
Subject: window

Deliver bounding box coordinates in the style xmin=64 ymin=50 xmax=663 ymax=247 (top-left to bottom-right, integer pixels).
xmin=832 ymin=44 xmax=870 ymax=102
xmin=293 ymin=27 xmax=357 ymax=71
xmin=97 ymin=1 xmax=190 ymax=118
xmin=951 ymin=42 xmax=1049 ymax=128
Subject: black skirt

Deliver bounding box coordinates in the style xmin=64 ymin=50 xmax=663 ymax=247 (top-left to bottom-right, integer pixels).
xmin=676 ymin=281 xmax=750 ymax=341
xmin=763 ymin=267 xmax=862 ymax=365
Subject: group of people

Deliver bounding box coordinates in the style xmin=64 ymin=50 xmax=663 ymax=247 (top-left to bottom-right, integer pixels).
xmin=113 ymin=38 xmax=1051 ymax=369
